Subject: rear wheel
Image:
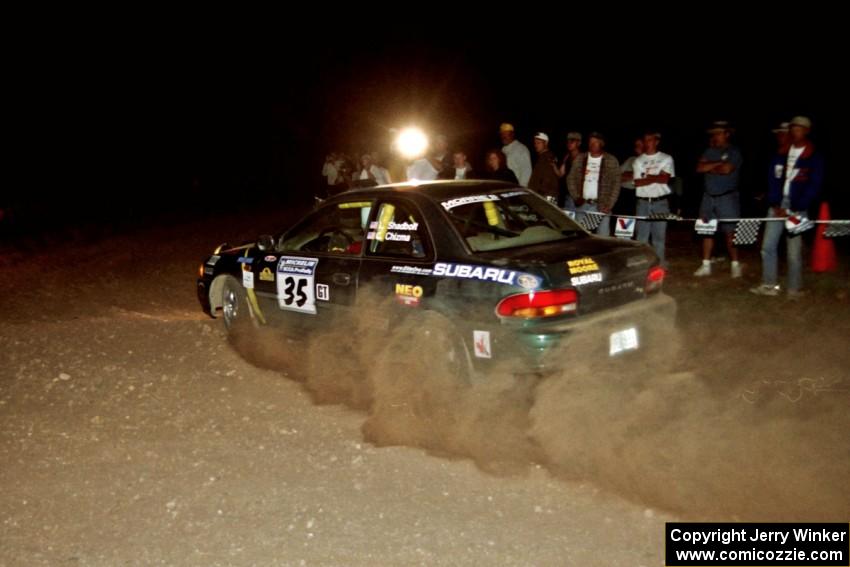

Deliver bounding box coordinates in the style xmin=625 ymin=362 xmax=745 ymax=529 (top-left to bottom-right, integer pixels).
xmin=363 ymin=311 xmax=472 ymax=448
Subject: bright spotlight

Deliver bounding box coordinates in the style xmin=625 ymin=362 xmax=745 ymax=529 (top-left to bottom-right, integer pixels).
xmin=395 ymin=127 xmax=429 ymax=159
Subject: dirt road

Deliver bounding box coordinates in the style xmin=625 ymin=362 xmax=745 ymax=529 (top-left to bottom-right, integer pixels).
xmin=2 ymin=213 xmax=848 ymax=565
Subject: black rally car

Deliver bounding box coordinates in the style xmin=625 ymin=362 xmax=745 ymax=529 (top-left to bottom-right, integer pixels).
xmin=197 ymin=180 xmax=675 ymax=376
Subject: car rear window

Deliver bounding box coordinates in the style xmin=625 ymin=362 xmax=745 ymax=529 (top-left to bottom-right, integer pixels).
xmin=440 ymin=190 xmax=584 ymax=252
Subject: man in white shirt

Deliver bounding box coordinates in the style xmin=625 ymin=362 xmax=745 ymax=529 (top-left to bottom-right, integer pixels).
xmin=406 ymin=157 xmax=440 ymax=181
xmin=353 ymin=153 xmax=391 ymax=187
xmin=633 ymin=131 xmax=675 ymax=266
xmin=439 ymin=151 xmax=473 ymax=180
xmin=566 ymin=132 xmax=621 ymax=236
xmin=751 ymin=116 xmax=824 ymax=299
xmin=499 ymin=123 xmax=532 ymax=187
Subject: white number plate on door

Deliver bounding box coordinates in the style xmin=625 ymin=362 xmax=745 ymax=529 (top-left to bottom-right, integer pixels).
xmin=276 ymin=257 xmax=318 ymax=314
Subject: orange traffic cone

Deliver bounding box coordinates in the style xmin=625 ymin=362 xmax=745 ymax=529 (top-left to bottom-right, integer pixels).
xmin=811 ymin=202 xmax=837 ymax=272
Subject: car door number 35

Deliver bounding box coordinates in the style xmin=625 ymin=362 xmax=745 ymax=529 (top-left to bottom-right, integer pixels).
xmin=282 ymin=276 xmax=308 ymax=307
xmin=276 ymin=256 xmax=318 ymax=315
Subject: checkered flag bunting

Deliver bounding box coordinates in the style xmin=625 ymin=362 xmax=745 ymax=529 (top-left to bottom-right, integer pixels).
xmin=734 ymin=220 xmax=761 ymax=245
xmin=824 ymin=221 xmax=850 ymax=238
xmin=579 ymin=212 xmax=603 ymax=232
xmin=647 ymin=212 xmax=681 ymax=221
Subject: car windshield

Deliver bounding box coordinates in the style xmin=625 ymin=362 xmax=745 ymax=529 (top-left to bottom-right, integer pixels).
xmin=440 ymin=190 xmax=585 ymax=252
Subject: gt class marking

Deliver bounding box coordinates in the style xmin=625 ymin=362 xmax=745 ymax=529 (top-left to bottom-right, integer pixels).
xmin=316 ymin=284 xmax=330 ymax=301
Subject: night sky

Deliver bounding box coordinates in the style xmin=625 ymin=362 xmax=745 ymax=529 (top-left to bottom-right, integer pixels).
xmin=7 ymin=23 xmax=847 ymax=234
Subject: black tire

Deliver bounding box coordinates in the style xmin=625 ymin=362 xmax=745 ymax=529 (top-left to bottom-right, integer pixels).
xmin=363 ymin=311 xmax=472 ymax=448
xmin=220 ymin=276 xmax=255 ymax=335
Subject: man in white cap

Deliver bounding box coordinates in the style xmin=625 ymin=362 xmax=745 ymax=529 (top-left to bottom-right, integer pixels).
xmin=500 ymin=123 xmax=532 ymax=187
xmin=634 ymin=130 xmax=676 ymax=267
xmin=567 ymin=132 xmax=621 ymax=235
xmin=751 ymin=116 xmax=824 ymax=299
xmin=528 ymin=132 xmax=560 ymax=203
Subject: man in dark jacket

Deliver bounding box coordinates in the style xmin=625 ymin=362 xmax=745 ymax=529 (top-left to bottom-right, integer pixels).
xmin=567 ymin=132 xmax=621 ymax=235
xmin=528 ymin=132 xmax=560 ymax=203
xmin=751 ymin=116 xmax=824 ymax=299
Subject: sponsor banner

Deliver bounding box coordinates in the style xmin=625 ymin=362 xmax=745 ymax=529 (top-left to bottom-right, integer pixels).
xmin=695 ymin=219 xmax=719 ymax=235
xmin=615 ymin=217 xmax=636 ymax=238
xmin=441 ymin=194 xmax=501 ymax=210
xmin=567 ymin=257 xmax=600 ymax=275
xmin=432 ymin=262 xmax=541 ymax=289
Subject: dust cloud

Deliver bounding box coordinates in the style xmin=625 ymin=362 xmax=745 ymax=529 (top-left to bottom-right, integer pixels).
xmin=229 ymin=290 xmax=850 ymax=521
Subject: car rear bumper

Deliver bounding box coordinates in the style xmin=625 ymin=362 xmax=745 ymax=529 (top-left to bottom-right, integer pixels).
xmin=505 ymin=292 xmax=677 ymax=371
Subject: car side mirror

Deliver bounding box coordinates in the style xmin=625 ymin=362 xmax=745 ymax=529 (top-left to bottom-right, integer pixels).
xmin=257 ymin=234 xmax=275 ymax=251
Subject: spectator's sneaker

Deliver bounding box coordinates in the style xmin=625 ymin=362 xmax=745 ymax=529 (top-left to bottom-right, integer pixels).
xmin=731 ymin=262 xmax=743 ymax=279
xmin=710 ymin=256 xmax=726 ymax=264
xmin=787 ymin=289 xmax=809 ymax=301
xmin=693 ymin=263 xmax=712 ymax=277
xmin=750 ymin=284 xmax=780 ymax=296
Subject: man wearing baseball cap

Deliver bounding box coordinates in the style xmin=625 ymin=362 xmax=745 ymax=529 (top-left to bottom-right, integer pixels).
xmin=499 ymin=123 xmax=532 ymax=187
xmin=567 ymin=132 xmax=621 ymax=235
xmin=633 ymin=130 xmax=676 ymax=267
xmin=528 ymin=132 xmax=560 ymax=203
xmin=751 ymin=116 xmax=824 ymax=299
xmin=694 ymin=121 xmax=744 ymax=278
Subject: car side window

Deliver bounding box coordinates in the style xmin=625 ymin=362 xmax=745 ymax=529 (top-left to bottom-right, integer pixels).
xmin=366 ymin=201 xmax=429 ymax=259
xmin=278 ymin=201 xmax=372 ymax=255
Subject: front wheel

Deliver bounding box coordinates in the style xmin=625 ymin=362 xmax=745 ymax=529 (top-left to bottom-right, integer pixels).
xmin=221 ymin=276 xmax=256 ymax=335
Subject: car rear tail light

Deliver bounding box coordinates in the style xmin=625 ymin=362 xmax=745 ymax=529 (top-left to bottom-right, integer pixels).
xmin=496 ymin=289 xmax=578 ymax=319
xmin=645 ymin=266 xmax=665 ymax=294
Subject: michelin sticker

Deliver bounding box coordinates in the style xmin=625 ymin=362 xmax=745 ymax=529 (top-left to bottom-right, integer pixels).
xmin=441 ymin=194 xmax=501 ymax=210
xmin=276 ymin=256 xmax=319 ymax=314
